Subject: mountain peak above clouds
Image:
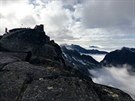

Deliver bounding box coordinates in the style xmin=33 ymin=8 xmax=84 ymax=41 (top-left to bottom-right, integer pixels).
xmin=101 ymin=47 xmax=135 ymax=69
xmin=62 ymin=44 xmax=108 ymax=54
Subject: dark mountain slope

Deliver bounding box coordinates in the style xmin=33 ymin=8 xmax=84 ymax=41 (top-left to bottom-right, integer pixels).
xmin=63 ymin=44 xmax=107 ymax=54
xmin=61 ymin=46 xmax=100 ymax=76
xmin=101 ymin=47 xmax=135 ymax=69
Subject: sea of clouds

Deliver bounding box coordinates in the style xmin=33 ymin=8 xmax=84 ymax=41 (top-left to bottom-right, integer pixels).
xmin=89 ymin=65 xmax=135 ymax=99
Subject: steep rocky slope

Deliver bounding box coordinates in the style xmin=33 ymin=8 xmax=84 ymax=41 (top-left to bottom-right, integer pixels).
xmin=0 ymin=25 xmax=134 ymax=101
xmin=61 ymin=45 xmax=101 ymax=76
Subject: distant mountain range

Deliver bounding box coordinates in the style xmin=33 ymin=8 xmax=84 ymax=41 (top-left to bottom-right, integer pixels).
xmin=89 ymin=45 xmax=100 ymax=48
xmin=61 ymin=45 xmax=101 ymax=76
xmin=62 ymin=44 xmax=108 ymax=54
xmin=61 ymin=44 xmax=135 ymax=71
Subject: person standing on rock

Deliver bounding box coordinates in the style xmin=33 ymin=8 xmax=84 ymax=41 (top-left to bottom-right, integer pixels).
xmin=5 ymin=27 xmax=8 ymax=33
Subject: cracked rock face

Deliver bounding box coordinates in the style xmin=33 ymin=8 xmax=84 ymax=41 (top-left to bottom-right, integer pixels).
xmin=0 ymin=61 xmax=134 ymax=101
xmin=0 ymin=62 xmax=46 ymax=101
xmin=0 ymin=61 xmax=98 ymax=101
xmin=21 ymin=77 xmax=99 ymax=101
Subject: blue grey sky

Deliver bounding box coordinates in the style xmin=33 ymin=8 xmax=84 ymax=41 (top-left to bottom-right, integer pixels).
xmin=0 ymin=0 xmax=135 ymax=51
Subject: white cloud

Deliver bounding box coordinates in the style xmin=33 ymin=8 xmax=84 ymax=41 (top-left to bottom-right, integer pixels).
xmin=0 ymin=0 xmax=135 ymax=50
xmin=21 ymin=15 xmax=37 ymax=26
xmin=38 ymin=0 xmax=70 ymax=31
xmin=80 ymin=0 xmax=135 ymax=29
xmin=0 ymin=0 xmax=23 ymax=5
xmin=89 ymin=65 xmax=135 ymax=100
xmin=0 ymin=0 xmax=35 ymax=31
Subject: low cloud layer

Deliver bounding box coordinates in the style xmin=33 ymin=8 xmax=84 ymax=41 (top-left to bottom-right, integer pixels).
xmin=89 ymin=65 xmax=135 ymax=99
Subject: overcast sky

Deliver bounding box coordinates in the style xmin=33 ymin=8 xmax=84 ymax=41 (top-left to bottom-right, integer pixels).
xmin=0 ymin=0 xmax=135 ymax=51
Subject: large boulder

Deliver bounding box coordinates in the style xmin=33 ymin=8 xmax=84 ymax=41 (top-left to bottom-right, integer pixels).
xmin=0 ymin=52 xmax=28 ymax=61
xmin=0 ymin=61 xmax=133 ymax=101
xmin=0 ymin=53 xmax=21 ymax=70
xmin=32 ymin=44 xmax=57 ymax=60
xmin=93 ymin=84 xmax=133 ymax=101
xmin=0 ymin=62 xmax=47 ymax=101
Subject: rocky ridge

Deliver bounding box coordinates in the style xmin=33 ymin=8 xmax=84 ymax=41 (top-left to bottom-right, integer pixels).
xmin=61 ymin=45 xmax=101 ymax=76
xmin=0 ymin=25 xmax=134 ymax=101
xmin=101 ymin=47 xmax=135 ymax=69
xmin=63 ymin=44 xmax=108 ymax=54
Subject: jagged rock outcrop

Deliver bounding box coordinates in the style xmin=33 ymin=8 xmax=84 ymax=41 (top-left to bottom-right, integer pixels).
xmin=101 ymin=47 xmax=135 ymax=68
xmin=0 ymin=25 xmax=134 ymax=101
xmin=0 ymin=27 xmax=50 ymax=52
xmin=0 ymin=25 xmax=62 ymax=65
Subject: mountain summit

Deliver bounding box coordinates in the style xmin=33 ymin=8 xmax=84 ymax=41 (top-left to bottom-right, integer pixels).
xmin=0 ymin=25 xmax=134 ymax=101
xmin=101 ymin=47 xmax=135 ymax=69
